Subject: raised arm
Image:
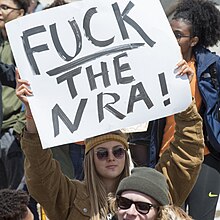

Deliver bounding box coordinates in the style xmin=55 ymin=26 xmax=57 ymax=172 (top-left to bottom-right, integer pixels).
xmin=155 ymin=99 xmax=204 ymax=206
xmin=15 ymin=71 xmax=37 ymax=133
xmin=16 ymin=72 xmax=82 ymax=219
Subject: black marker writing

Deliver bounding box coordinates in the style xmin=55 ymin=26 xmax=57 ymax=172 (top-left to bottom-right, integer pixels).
xmin=158 ymin=72 xmax=170 ymax=106
xmin=21 ymin=1 xmax=156 ymax=76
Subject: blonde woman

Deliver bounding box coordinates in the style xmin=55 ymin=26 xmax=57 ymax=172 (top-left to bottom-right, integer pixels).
xmin=16 ymin=68 xmax=204 ymax=220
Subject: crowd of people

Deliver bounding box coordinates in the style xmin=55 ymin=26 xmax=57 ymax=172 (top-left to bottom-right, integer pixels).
xmin=0 ymin=0 xmax=220 ymax=220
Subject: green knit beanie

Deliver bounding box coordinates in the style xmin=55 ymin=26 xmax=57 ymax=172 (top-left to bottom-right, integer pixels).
xmin=116 ymin=167 xmax=169 ymax=205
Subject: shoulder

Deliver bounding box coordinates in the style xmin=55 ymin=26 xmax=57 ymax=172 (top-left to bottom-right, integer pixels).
xmin=71 ymin=180 xmax=89 ymax=198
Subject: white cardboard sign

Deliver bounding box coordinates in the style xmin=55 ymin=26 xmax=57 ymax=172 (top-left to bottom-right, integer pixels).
xmin=6 ymin=0 xmax=191 ymax=148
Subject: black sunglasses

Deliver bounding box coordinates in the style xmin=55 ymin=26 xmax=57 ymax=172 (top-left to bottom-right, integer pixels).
xmin=174 ymin=32 xmax=191 ymax=40
xmin=116 ymin=196 xmax=158 ymax=215
xmin=95 ymin=146 xmax=125 ymax=160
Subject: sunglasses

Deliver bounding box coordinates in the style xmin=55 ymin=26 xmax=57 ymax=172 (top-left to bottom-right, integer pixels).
xmin=116 ymin=196 xmax=158 ymax=215
xmin=95 ymin=146 xmax=125 ymax=160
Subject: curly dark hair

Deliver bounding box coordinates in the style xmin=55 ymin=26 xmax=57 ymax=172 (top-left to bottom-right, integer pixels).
xmin=13 ymin=0 xmax=31 ymax=14
xmin=44 ymin=0 xmax=68 ymax=10
xmin=0 ymin=189 xmax=30 ymax=220
xmin=172 ymin=0 xmax=220 ymax=47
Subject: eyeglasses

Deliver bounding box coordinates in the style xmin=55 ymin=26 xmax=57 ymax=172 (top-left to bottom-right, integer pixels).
xmin=95 ymin=146 xmax=125 ymax=160
xmin=0 ymin=4 xmax=21 ymax=11
xmin=174 ymin=32 xmax=191 ymax=41
xmin=116 ymin=196 xmax=158 ymax=215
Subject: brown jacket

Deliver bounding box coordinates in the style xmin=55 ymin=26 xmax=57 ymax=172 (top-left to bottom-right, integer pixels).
xmin=21 ymin=100 xmax=204 ymax=220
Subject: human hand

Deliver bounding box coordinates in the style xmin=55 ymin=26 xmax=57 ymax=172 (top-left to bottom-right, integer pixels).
xmin=176 ymin=59 xmax=194 ymax=82
xmin=15 ymin=69 xmax=33 ymax=115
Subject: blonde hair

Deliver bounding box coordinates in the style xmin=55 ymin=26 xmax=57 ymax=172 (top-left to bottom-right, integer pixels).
xmin=84 ymin=146 xmax=130 ymax=220
xmin=157 ymin=205 xmax=193 ymax=220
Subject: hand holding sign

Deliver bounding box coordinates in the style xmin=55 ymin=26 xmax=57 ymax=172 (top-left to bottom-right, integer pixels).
xmin=7 ymin=0 xmax=191 ymax=149
xmin=176 ymin=59 xmax=194 ymax=82
xmin=16 ymin=71 xmax=32 ymax=108
xmin=16 ymin=71 xmax=38 ymax=133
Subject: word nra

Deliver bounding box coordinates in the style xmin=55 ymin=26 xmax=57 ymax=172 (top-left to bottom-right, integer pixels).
xmin=20 ymin=1 xmax=170 ymax=137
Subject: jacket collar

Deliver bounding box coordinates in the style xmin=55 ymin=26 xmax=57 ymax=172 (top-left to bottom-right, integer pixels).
xmin=194 ymin=46 xmax=218 ymax=77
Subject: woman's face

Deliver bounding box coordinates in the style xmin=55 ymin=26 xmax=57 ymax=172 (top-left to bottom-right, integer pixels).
xmin=117 ymin=191 xmax=159 ymax=220
xmin=0 ymin=0 xmax=24 ymax=24
xmin=170 ymin=19 xmax=195 ymax=60
xmin=93 ymin=141 xmax=126 ymax=180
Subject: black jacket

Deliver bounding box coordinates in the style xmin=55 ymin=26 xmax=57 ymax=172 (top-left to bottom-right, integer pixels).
xmin=0 ymin=62 xmax=16 ymax=129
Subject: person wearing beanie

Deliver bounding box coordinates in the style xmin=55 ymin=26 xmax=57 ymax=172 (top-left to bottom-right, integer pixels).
xmin=116 ymin=167 xmax=168 ymax=220
xmin=16 ymin=65 xmax=204 ymax=218
xmin=115 ymin=167 xmax=193 ymax=220
xmin=116 ymin=167 xmax=169 ymax=206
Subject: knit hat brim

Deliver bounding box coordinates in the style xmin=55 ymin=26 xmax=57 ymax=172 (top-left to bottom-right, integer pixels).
xmin=85 ymin=133 xmax=128 ymax=154
xmin=116 ymin=167 xmax=169 ymax=206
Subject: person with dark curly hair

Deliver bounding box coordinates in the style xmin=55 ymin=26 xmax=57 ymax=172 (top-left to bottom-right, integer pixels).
xmin=149 ymin=0 xmax=220 ymax=219
xmin=0 ymin=188 xmax=33 ymax=220
xmin=44 ymin=0 xmax=68 ymax=9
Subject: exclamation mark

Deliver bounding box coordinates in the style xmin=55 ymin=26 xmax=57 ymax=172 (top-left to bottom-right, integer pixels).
xmin=158 ymin=72 xmax=170 ymax=106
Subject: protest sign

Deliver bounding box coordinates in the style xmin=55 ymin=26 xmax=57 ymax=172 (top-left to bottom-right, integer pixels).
xmin=6 ymin=0 xmax=191 ymax=149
